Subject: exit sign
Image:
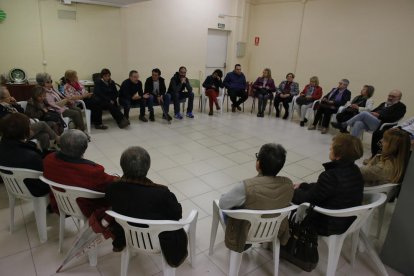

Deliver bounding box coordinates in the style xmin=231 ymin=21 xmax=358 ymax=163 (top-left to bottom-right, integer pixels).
xmin=218 ymin=23 xmax=225 ymax=29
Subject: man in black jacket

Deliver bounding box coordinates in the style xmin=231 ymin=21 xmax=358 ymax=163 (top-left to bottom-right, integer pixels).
xmin=93 ymin=68 xmax=129 ymax=128
xmin=119 ymin=70 xmax=153 ymax=122
xmin=167 ymin=66 xmax=194 ymax=120
xmin=332 ymin=89 xmax=406 ymax=138
xmin=144 ymin=68 xmax=172 ymax=121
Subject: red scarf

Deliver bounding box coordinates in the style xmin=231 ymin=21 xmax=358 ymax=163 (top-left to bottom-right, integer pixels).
xmin=71 ymin=81 xmax=82 ymax=91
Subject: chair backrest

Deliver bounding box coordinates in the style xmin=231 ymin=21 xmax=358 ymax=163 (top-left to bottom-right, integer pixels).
xmin=364 ymin=183 xmax=400 ymax=202
xmin=39 ymin=175 xmax=104 ymax=220
xmin=106 ymin=210 xmax=198 ymax=255
xmin=222 ymin=205 xmax=298 ymax=244
xmin=302 ymin=192 xmax=387 ymax=236
xmin=188 ymin=79 xmax=200 ymax=90
xmin=17 ymin=101 xmax=27 ymax=111
xmin=0 ymin=165 xmax=42 ymax=200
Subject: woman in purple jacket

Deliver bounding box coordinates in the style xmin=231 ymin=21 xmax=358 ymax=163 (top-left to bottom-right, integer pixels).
xmin=252 ymin=68 xmax=276 ymax=117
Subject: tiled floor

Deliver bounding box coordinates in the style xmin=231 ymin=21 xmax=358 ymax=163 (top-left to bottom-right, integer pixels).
xmin=0 ymin=98 xmax=403 ymax=275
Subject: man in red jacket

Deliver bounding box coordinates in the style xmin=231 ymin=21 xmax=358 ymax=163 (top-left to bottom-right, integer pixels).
xmin=43 ymin=129 xmax=117 ymax=217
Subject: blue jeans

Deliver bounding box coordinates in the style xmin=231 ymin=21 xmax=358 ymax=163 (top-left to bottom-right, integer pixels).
xmin=119 ymin=95 xmax=154 ymax=118
xmin=156 ymin=93 xmax=171 ymax=114
xmin=346 ymin=111 xmax=381 ymax=137
xmin=171 ymin=91 xmax=194 ymax=114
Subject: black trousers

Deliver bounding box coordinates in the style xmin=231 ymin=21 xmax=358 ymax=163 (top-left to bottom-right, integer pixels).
xmin=274 ymin=94 xmax=293 ymax=111
xmin=336 ymin=108 xmax=359 ymax=123
xmin=228 ymin=89 xmax=247 ymax=107
xmin=85 ymin=97 xmax=124 ymax=125
xmin=313 ymin=107 xmax=337 ymax=128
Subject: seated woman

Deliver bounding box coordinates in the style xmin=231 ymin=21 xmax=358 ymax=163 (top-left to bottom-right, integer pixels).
xmin=106 ymin=146 xmax=187 ymax=267
xmin=36 ymin=73 xmax=86 ymax=134
xmin=294 ymin=76 xmax=323 ymax=127
xmin=361 ymin=128 xmax=411 ymax=186
xmin=93 ymin=68 xmax=129 ymax=128
xmin=219 ymin=143 xmax=293 ymax=251
xmin=25 ymin=86 xmax=65 ymax=135
xmin=308 ymin=79 xmax=351 ymax=134
xmin=202 ymin=69 xmax=224 ymax=116
xmin=0 ymin=113 xmax=50 ymax=197
xmin=274 ymin=73 xmax=299 ymax=119
xmin=292 ymin=134 xmax=364 ymax=235
xmin=333 ymin=85 xmax=375 ymax=133
xmin=0 ymin=86 xmax=59 ymax=152
xmin=252 ymin=68 xmax=276 ymax=117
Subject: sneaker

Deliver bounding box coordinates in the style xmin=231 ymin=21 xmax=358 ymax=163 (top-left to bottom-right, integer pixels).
xmin=186 ymin=112 xmax=194 ymax=118
xmin=139 ymin=115 xmax=148 ymax=122
xmin=94 ymin=124 xmax=108 ymax=130
xmin=174 ymin=113 xmax=183 ymax=120
xmin=308 ymin=125 xmax=316 ymax=130
xmin=149 ymin=113 xmax=155 ymax=122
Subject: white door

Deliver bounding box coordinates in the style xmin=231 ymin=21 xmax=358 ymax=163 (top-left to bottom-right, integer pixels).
xmin=205 ymin=29 xmax=229 ymax=78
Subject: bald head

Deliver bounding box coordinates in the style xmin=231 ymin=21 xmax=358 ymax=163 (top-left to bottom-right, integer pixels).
xmin=387 ymin=89 xmax=402 ymax=105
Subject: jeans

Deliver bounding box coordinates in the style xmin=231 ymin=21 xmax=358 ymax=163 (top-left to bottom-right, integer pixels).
xmin=156 ymin=94 xmax=171 ymax=114
xmin=346 ymin=111 xmax=381 ymax=137
xmin=171 ymin=91 xmax=194 ymax=114
xmin=255 ymin=89 xmax=273 ymax=113
xmin=119 ymin=95 xmax=154 ymax=119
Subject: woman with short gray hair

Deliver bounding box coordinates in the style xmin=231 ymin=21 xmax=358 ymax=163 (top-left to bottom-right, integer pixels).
xmin=36 ymin=72 xmax=87 ymax=136
xmin=106 ymin=146 xmax=188 ymax=266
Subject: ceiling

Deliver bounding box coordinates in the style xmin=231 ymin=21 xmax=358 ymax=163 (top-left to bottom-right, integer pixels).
xmin=61 ymin=0 xmax=150 ymax=8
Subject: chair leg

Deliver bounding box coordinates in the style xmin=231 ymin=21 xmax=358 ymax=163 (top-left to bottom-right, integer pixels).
xmin=273 ymin=239 xmax=280 ymax=276
xmin=161 ymin=255 xmax=176 ymax=276
xmin=85 ymin=109 xmax=91 ymax=134
xmin=229 ymin=250 xmax=243 ymax=276
xmin=58 ymin=213 xmax=66 ymax=253
xmin=33 ymin=197 xmax=48 ymax=243
xmin=8 ymin=194 xmax=16 ymax=233
xmin=359 ymin=231 xmax=389 ymax=276
xmin=121 ymin=248 xmax=130 ymax=276
xmin=209 ymin=201 xmax=220 ymax=255
xmin=251 ymin=98 xmax=255 ymax=114
xmin=376 ymin=204 xmax=386 ymax=238
xmin=326 ymin=235 xmax=345 ymax=276
xmin=188 ymin=213 xmax=198 ymax=267
xmin=88 ymin=244 xmax=98 ymax=266
xmin=350 ymin=230 xmax=360 ymax=267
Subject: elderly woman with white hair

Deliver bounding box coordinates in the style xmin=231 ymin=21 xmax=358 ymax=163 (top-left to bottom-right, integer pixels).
xmin=36 ymin=73 xmax=86 ymax=134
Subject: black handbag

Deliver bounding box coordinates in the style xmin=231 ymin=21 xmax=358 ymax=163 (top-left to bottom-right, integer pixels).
xmin=280 ymin=205 xmax=319 ymax=272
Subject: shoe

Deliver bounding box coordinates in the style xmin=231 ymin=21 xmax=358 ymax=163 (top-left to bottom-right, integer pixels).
xmin=139 ymin=115 xmax=148 ymax=122
xmin=308 ymin=125 xmax=316 ymax=130
xmin=186 ymin=112 xmax=194 ymax=118
xmin=94 ymin=124 xmax=108 ymax=130
xmin=118 ymin=118 xmax=130 ymax=129
xmin=304 ymin=118 xmax=308 ymax=123
xmin=276 ymin=111 xmax=280 ymax=118
xmin=174 ymin=113 xmax=183 ymax=120
xmin=208 ymin=111 xmax=213 ymax=116
xmin=300 ymin=121 xmax=305 ymax=127
xmin=231 ymin=105 xmax=236 ymax=112
xmin=321 ymin=128 xmax=328 ymax=134
xmin=317 ymin=125 xmax=323 ymax=131
xmin=216 ymin=106 xmax=221 ymax=111
xmin=112 ymin=245 xmax=125 ymax=253
xmin=149 ymin=113 xmax=155 ymax=122
xmin=331 ymin=122 xmax=345 ymax=129
xmin=236 ymin=105 xmax=242 ymax=111
xmin=162 ymin=114 xmax=172 ymax=121
xmin=283 ymin=112 xmax=289 ymax=119
xmin=257 ymin=112 xmax=261 ymax=117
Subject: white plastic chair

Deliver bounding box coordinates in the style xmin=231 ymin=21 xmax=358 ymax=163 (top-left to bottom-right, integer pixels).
xmin=297 ymin=192 xmax=387 ymax=276
xmin=0 ymin=166 xmax=48 ymax=243
xmin=39 ymin=175 xmax=104 ymax=266
xmin=75 ymin=100 xmax=92 ymax=134
xmin=201 ymin=87 xmax=225 ymax=114
xmin=17 ymin=100 xmax=28 ymax=111
xmin=364 ymin=183 xmax=400 ymax=238
xmin=105 ymin=209 xmax=198 ymax=276
xmin=209 ymin=200 xmax=298 ymax=276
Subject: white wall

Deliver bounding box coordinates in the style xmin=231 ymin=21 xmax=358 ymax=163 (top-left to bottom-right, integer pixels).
xmin=247 ymin=0 xmax=414 ymax=117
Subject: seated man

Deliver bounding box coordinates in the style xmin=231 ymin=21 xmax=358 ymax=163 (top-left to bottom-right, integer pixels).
xmin=119 ymin=70 xmax=154 ymax=122
xmin=332 ymin=89 xmax=406 ymax=138
xmin=144 ymin=68 xmax=171 ymax=121
xmin=308 ymin=79 xmax=351 ymax=134
xmin=223 ymin=64 xmax=248 ymax=112
xmin=43 ymin=129 xmax=117 ymax=217
xmin=219 ymin=143 xmax=294 ymax=253
xmin=167 ymin=66 xmax=194 ymax=119
xmin=0 ymin=113 xmax=50 ymax=197
xmin=93 ymin=68 xmax=129 ymax=128
xmin=106 ymin=147 xmax=187 ymax=266
xmin=0 ymin=86 xmax=59 ymax=152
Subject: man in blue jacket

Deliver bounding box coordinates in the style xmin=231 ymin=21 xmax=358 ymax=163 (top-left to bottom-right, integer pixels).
xmin=223 ymin=64 xmax=247 ymax=112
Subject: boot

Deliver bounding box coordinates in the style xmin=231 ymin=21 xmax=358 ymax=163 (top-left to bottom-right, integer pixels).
xmin=149 ymin=112 xmax=155 ymax=122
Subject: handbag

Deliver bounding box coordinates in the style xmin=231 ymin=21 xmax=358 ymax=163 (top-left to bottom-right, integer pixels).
xmin=280 ymin=205 xmax=319 ymax=272
xmin=43 ymin=110 xmax=67 ymax=135
xmin=295 ymin=96 xmax=313 ymax=106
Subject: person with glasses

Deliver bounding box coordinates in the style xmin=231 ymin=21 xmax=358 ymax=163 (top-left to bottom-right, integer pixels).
xmin=308 ymin=79 xmax=351 ymax=134
xmin=294 ymin=76 xmax=323 ymax=127
xmin=167 ymin=66 xmax=195 ymax=119
xmin=219 ymin=143 xmax=293 ymax=252
xmin=331 ymin=89 xmax=406 ymax=138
